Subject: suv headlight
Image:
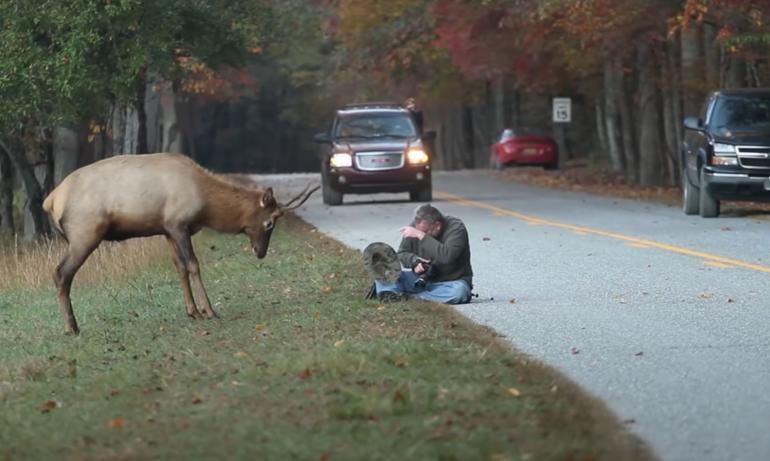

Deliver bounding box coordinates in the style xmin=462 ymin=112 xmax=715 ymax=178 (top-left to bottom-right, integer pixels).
xmin=713 ymin=143 xmax=736 ymax=155
xmin=407 ymin=149 xmax=429 ymax=164
xmin=330 ymin=153 xmax=353 ymax=168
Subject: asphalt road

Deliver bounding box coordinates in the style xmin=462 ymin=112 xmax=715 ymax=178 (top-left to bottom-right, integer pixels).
xmin=255 ymin=170 xmax=770 ymax=461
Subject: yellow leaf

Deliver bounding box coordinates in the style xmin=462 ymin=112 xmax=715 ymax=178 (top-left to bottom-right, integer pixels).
xmin=507 ymin=387 xmax=521 ymax=397
xmin=334 ymin=340 xmax=345 ymax=348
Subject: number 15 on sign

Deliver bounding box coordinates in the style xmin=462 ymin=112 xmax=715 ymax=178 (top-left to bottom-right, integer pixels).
xmin=553 ymin=97 xmax=571 ymax=123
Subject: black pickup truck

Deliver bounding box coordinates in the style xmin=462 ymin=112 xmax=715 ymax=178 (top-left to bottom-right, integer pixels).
xmin=682 ymin=88 xmax=770 ymax=217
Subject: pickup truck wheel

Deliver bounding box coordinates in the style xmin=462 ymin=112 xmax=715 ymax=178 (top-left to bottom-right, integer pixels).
xmin=321 ymin=173 xmax=343 ymax=206
xmin=682 ymin=170 xmax=700 ymax=215
xmin=410 ymin=183 xmax=432 ymax=202
xmin=698 ymin=168 xmax=720 ymax=218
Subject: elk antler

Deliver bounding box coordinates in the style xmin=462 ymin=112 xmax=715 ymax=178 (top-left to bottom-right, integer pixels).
xmin=280 ymin=183 xmax=320 ymax=211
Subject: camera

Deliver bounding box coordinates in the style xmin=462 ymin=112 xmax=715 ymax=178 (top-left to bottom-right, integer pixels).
xmin=412 ymin=262 xmax=435 ymax=289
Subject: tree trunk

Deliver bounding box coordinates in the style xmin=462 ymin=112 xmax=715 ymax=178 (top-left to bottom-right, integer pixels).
xmin=703 ymin=23 xmax=720 ymax=91
xmin=662 ymin=36 xmax=683 ymax=185
xmin=161 ymin=82 xmax=183 ymax=153
xmin=603 ymin=61 xmax=625 ymax=173
xmin=135 ymin=72 xmax=149 ymax=154
xmin=636 ymin=40 xmax=663 ymax=186
xmin=722 ymin=50 xmax=746 ymax=88
xmin=0 ymin=146 xmax=14 ymax=236
xmin=53 ymin=127 xmax=80 ymax=185
xmin=595 ymin=95 xmax=609 ymax=156
xmin=0 ymin=138 xmax=50 ymax=239
xmin=680 ymin=23 xmax=703 ymax=117
xmin=616 ymin=56 xmax=637 ymax=183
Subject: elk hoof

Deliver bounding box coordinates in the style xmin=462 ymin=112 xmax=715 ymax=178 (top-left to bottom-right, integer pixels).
xmin=188 ymin=311 xmax=204 ymax=320
xmin=207 ymin=310 xmax=221 ymax=320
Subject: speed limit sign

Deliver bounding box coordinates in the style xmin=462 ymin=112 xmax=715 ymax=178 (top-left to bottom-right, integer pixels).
xmin=552 ymin=97 xmax=571 ymax=123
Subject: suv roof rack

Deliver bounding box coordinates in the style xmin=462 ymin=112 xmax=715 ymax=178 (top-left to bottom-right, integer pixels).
xmin=340 ymin=102 xmax=404 ymax=110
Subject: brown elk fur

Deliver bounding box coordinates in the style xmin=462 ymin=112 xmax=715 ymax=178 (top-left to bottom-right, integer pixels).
xmin=43 ymin=153 xmax=317 ymax=334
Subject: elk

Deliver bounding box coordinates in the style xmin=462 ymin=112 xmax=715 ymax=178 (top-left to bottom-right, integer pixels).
xmin=43 ymin=153 xmax=318 ymax=334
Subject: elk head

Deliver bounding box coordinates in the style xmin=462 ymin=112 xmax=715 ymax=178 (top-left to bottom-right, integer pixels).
xmin=245 ymin=183 xmax=319 ymax=258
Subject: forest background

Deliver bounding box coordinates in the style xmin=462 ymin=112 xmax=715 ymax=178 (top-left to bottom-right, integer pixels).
xmin=0 ymin=0 xmax=768 ymax=240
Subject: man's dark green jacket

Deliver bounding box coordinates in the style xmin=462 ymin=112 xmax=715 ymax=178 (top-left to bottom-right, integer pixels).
xmin=397 ymin=216 xmax=473 ymax=287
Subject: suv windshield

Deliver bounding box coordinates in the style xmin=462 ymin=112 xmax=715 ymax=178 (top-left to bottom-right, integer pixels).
xmin=334 ymin=113 xmax=417 ymax=139
xmin=710 ymin=95 xmax=770 ymax=134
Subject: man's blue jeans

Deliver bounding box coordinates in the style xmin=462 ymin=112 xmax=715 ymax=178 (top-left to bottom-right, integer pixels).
xmin=375 ymin=270 xmax=472 ymax=304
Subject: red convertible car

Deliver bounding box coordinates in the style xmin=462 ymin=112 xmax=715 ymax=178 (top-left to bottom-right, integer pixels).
xmin=489 ymin=127 xmax=559 ymax=170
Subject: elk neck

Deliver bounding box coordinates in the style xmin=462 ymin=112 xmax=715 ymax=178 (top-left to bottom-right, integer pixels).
xmin=199 ymin=173 xmax=267 ymax=234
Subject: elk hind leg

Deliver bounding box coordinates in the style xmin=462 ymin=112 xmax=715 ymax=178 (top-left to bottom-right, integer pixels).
xmin=54 ymin=238 xmax=101 ymax=334
xmin=165 ymin=236 xmax=203 ymax=319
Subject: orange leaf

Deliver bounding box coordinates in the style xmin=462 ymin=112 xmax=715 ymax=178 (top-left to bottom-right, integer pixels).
xmin=108 ymin=417 xmax=126 ymax=429
xmin=39 ymin=400 xmax=59 ymax=413
xmin=298 ymin=368 xmax=313 ymax=380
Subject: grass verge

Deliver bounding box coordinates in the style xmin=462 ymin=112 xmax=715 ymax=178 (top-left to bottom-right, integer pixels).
xmin=0 ymin=215 xmax=655 ymax=461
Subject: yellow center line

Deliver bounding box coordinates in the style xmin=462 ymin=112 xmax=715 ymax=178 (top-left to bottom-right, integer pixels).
xmin=436 ymin=190 xmax=770 ymax=274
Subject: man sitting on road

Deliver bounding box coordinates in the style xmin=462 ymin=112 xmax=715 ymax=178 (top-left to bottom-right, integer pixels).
xmin=375 ymin=204 xmax=473 ymax=304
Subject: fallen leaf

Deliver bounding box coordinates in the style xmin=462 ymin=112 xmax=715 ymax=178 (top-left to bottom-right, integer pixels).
xmin=200 ymin=330 xmax=211 ymax=336
xmin=699 ymin=291 xmax=714 ymax=299
xmin=109 ymin=389 xmax=121 ymax=397
xmin=507 ymin=387 xmax=521 ymax=397
xmin=394 ymin=357 xmax=409 ymax=368
xmin=233 ymin=351 xmax=248 ymax=358
xmin=321 ymin=285 xmax=333 ymax=294
xmin=192 ymin=397 xmax=203 ymax=405
xmin=298 ymin=368 xmax=313 ymax=380
xmin=40 ymin=400 xmax=59 ymax=413
xmin=482 ymin=237 xmax=491 ymax=241
xmin=254 ymin=324 xmax=266 ymax=333
xmin=727 ymin=298 xmax=735 ymax=303
xmin=508 ymin=298 xmax=516 ymax=304
xmin=720 ymin=227 xmax=732 ymax=231
xmin=634 ymin=351 xmax=644 ymax=357
xmin=334 ymin=340 xmax=345 ymax=348
xmin=570 ymin=347 xmax=580 ymax=355
xmin=623 ymin=418 xmax=636 ymax=425
xmin=108 ymin=417 xmax=126 ymax=429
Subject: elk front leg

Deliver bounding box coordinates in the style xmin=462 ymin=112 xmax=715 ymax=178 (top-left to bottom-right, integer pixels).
xmin=169 ymin=230 xmax=218 ymax=319
xmin=165 ymin=236 xmax=203 ymax=320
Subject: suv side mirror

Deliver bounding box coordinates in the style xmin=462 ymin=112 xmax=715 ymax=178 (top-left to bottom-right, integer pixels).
xmin=422 ymin=130 xmax=437 ymax=141
xmin=683 ymin=116 xmax=704 ymax=131
xmin=314 ymin=132 xmax=331 ymax=143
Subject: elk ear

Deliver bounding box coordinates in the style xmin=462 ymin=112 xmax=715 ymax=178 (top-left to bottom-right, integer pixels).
xmin=261 ymin=188 xmax=274 ymax=208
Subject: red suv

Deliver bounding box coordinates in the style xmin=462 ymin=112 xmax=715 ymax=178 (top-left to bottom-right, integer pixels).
xmin=314 ymin=103 xmax=434 ymax=205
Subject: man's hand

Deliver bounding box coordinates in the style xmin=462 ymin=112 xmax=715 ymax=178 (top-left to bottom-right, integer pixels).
xmin=400 ymin=226 xmax=426 ymax=240
xmin=413 ymin=257 xmax=430 ymax=274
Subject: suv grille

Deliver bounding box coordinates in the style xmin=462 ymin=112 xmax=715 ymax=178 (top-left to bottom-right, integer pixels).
xmin=737 ymin=146 xmax=770 ymax=169
xmin=355 ymin=151 xmax=404 ymax=171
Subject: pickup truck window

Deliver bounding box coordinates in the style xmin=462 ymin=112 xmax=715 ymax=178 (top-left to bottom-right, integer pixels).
xmin=710 ymin=96 xmax=770 ymax=132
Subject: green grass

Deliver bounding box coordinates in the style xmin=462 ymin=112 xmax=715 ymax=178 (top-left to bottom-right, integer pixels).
xmin=0 ymin=215 xmax=655 ymax=461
